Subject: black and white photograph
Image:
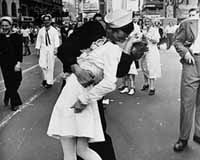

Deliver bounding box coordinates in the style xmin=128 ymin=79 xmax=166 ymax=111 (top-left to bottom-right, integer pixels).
xmin=0 ymin=0 xmax=200 ymax=160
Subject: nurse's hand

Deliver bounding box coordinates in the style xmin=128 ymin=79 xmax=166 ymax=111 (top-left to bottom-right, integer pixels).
xmin=71 ymin=64 xmax=94 ymax=87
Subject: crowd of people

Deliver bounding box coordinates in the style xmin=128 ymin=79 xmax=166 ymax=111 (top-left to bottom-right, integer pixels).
xmin=1 ymin=7 xmax=200 ymax=160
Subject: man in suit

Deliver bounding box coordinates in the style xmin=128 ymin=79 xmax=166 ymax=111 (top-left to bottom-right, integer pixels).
xmin=173 ymin=8 xmax=200 ymax=152
xmin=57 ymin=12 xmax=136 ymax=160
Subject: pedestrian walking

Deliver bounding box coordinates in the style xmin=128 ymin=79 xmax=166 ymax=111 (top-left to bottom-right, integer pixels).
xmin=173 ymin=8 xmax=200 ymax=152
xmin=0 ymin=16 xmax=23 ymax=111
xmin=165 ymin=22 xmax=174 ymax=50
xmin=21 ymin=25 xmax=31 ymax=56
xmin=35 ymin=14 xmax=60 ymax=89
xmin=140 ymin=18 xmax=161 ymax=95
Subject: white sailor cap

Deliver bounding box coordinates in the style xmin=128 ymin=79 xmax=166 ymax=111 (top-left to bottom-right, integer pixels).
xmin=104 ymin=9 xmax=132 ymax=28
xmin=41 ymin=14 xmax=52 ymax=21
xmin=0 ymin=16 xmax=13 ymax=25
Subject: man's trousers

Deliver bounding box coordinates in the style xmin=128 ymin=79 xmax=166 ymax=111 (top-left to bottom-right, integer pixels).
xmin=179 ymin=55 xmax=200 ymax=140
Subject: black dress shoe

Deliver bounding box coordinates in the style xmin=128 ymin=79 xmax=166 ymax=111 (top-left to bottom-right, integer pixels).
xmin=141 ymin=84 xmax=149 ymax=91
xmin=193 ymin=135 xmax=200 ymax=145
xmin=173 ymin=139 xmax=188 ymax=152
xmin=42 ymin=80 xmax=47 ymax=87
xmin=11 ymin=106 xmax=19 ymax=111
xmin=45 ymin=84 xmax=53 ymax=89
xmin=149 ymin=89 xmax=155 ymax=96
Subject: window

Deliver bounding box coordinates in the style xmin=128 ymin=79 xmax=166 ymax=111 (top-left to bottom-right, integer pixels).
xmin=2 ymin=0 xmax=8 ymax=16
xmin=11 ymin=2 xmax=17 ymax=17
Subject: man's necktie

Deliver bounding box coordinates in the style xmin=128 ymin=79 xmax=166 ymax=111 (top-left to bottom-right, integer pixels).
xmin=45 ymin=29 xmax=51 ymax=46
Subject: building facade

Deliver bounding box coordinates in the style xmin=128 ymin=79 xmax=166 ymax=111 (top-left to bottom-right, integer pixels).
xmin=63 ymin=0 xmax=106 ymax=20
xmin=0 ymin=0 xmax=20 ymax=19
xmin=19 ymin=0 xmax=63 ymax=23
xmin=142 ymin=0 xmax=164 ymax=17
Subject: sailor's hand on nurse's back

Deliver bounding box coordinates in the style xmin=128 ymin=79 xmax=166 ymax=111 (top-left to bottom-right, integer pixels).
xmin=71 ymin=64 xmax=95 ymax=87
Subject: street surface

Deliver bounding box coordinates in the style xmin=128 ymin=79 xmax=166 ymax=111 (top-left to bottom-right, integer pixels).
xmin=0 ymin=46 xmax=200 ymax=160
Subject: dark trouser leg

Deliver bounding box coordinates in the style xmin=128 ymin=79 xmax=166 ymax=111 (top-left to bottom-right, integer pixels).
xmin=167 ymin=33 xmax=173 ymax=49
xmin=61 ymin=79 xmax=66 ymax=92
xmin=3 ymin=89 xmax=10 ymax=105
xmin=78 ymin=99 xmax=116 ymax=160
xmin=195 ymin=85 xmax=200 ymax=137
xmin=194 ymin=56 xmax=200 ymax=137
xmin=10 ymin=70 xmax=22 ymax=107
xmin=179 ymin=62 xmax=200 ymax=140
xmin=1 ymin=64 xmax=11 ymax=105
xmin=24 ymin=37 xmax=31 ymax=55
xmin=1 ymin=65 xmax=22 ymax=107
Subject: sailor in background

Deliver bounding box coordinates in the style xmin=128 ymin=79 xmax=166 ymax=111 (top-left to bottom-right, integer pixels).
xmin=35 ymin=14 xmax=60 ymax=88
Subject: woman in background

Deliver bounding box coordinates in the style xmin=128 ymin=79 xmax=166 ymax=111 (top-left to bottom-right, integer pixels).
xmin=140 ymin=18 xmax=161 ymax=95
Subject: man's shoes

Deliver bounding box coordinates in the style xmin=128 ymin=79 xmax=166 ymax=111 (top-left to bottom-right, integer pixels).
xmin=193 ymin=135 xmax=200 ymax=145
xmin=41 ymin=80 xmax=52 ymax=89
xmin=141 ymin=84 xmax=149 ymax=91
xmin=173 ymin=139 xmax=188 ymax=152
xmin=149 ymin=89 xmax=155 ymax=96
xmin=41 ymin=80 xmax=47 ymax=87
xmin=45 ymin=84 xmax=53 ymax=89
xmin=11 ymin=106 xmax=19 ymax=111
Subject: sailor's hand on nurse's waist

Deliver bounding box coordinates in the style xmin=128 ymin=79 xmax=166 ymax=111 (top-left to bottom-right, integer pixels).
xmin=71 ymin=64 xmax=94 ymax=87
xmin=184 ymin=52 xmax=195 ymax=65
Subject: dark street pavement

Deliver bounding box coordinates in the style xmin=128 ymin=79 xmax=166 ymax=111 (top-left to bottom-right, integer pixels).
xmin=0 ymin=47 xmax=200 ymax=160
